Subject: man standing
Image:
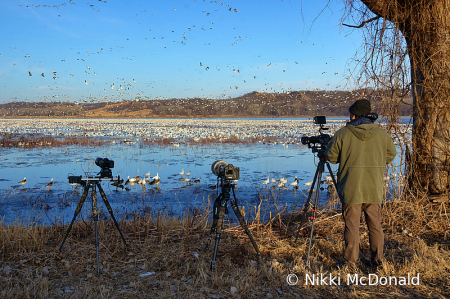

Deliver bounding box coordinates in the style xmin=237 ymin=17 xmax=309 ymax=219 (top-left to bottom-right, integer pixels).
xmin=326 ymin=99 xmax=397 ymax=269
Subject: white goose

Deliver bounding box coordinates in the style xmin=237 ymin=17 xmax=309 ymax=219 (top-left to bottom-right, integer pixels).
xmin=304 ymin=179 xmax=314 ymax=187
xmin=289 ymin=177 xmax=299 ymax=187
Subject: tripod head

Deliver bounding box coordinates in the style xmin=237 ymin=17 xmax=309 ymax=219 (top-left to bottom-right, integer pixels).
xmin=68 ymin=174 xmax=121 ymax=187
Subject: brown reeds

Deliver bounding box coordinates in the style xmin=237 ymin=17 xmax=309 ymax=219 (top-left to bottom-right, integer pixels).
xmin=0 ymin=190 xmax=448 ymax=298
xmin=0 ymin=133 xmax=108 ymax=148
xmin=1 ymin=130 xmax=302 ymax=150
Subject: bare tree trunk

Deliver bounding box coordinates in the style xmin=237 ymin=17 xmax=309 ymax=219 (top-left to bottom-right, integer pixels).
xmin=410 ymin=54 xmax=450 ymax=195
xmin=360 ymin=0 xmax=450 ymax=197
xmin=406 ymin=3 xmax=450 ymax=196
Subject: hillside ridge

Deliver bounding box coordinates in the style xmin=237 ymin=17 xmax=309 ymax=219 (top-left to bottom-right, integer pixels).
xmin=0 ymin=90 xmax=412 ymax=118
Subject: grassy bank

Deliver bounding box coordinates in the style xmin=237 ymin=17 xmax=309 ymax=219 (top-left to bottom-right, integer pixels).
xmin=0 ymin=192 xmax=448 ymax=298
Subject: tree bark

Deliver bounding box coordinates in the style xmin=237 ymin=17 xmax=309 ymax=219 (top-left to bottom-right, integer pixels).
xmin=361 ymin=0 xmax=450 ymax=195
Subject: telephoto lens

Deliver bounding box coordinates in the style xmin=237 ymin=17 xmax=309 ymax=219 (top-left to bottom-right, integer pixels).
xmin=211 ymin=160 xmax=228 ymax=177
xmin=95 ymin=157 xmax=114 ymax=169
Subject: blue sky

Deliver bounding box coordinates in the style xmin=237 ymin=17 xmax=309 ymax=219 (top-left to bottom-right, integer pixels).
xmin=0 ymin=0 xmax=364 ymax=103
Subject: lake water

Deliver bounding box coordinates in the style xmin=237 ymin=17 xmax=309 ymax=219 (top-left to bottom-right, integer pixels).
xmin=0 ymin=118 xmax=409 ymax=226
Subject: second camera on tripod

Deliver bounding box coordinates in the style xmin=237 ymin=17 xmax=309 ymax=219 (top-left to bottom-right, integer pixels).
xmin=211 ymin=160 xmax=240 ymax=181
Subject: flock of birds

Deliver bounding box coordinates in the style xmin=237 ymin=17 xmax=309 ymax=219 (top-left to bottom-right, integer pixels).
xmin=13 ymin=1 xmax=264 ymax=103
xmin=16 ymin=170 xmax=202 ymax=192
xmin=17 ymin=173 xmax=325 ymax=193
xmin=7 ymin=0 xmax=361 ymax=104
xmin=261 ymin=175 xmax=334 ymax=191
xmin=107 ymin=169 xmax=201 ymax=192
xmin=0 ymin=118 xmax=411 ymax=148
xmin=17 ymin=171 xmax=402 ymax=195
xmin=1 ymin=118 xmax=343 ymax=142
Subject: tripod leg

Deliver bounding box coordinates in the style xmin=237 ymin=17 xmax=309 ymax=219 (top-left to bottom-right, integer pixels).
xmin=305 ymin=166 xmax=323 ymax=268
xmin=325 ymin=162 xmax=342 ymax=201
xmin=205 ymin=195 xmax=222 ymax=252
xmin=295 ymin=164 xmax=320 ymax=242
xmin=230 ymin=187 xmax=261 ymax=257
xmin=210 ymin=206 xmax=226 ymax=270
xmin=92 ymin=185 xmax=100 ymax=275
xmin=59 ymin=184 xmax=90 ymax=252
xmin=97 ymin=183 xmax=128 ymax=247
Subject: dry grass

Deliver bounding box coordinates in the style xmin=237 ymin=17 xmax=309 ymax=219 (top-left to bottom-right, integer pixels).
xmin=0 ymin=191 xmax=449 ymax=299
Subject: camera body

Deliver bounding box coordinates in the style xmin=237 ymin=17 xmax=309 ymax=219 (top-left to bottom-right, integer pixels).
xmin=313 ymin=116 xmax=326 ymax=125
xmin=211 ymin=160 xmax=240 ymax=181
xmin=301 ymin=116 xmax=331 ymax=152
xmin=95 ymin=157 xmax=114 ymax=178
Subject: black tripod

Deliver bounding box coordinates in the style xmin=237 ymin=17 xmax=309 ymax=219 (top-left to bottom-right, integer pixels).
xmin=59 ymin=176 xmax=128 ymax=274
xmin=205 ymin=178 xmax=261 ymax=270
xmin=294 ymin=149 xmax=340 ymax=268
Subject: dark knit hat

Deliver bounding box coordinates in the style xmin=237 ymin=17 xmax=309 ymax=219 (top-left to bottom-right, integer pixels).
xmin=349 ymin=99 xmax=371 ymax=117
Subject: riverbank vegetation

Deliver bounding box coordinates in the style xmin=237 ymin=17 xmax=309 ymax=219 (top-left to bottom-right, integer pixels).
xmin=0 ymin=189 xmax=448 ymax=298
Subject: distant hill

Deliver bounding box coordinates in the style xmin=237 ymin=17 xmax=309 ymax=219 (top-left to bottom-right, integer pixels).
xmin=0 ymin=90 xmax=412 ymax=118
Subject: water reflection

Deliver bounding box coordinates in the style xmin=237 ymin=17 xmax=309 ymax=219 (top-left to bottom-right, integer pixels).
xmin=0 ymin=142 xmax=334 ymax=225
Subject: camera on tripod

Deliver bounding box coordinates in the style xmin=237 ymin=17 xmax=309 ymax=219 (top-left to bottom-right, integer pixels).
xmin=207 ymin=160 xmax=260 ymax=270
xmin=61 ymin=157 xmax=126 ymax=275
xmin=301 ymin=116 xmax=332 ymax=152
xmin=211 ymin=160 xmax=240 ymax=181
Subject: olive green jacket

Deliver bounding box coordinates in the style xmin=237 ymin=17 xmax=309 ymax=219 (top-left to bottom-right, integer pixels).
xmin=325 ymin=122 xmax=397 ymax=204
